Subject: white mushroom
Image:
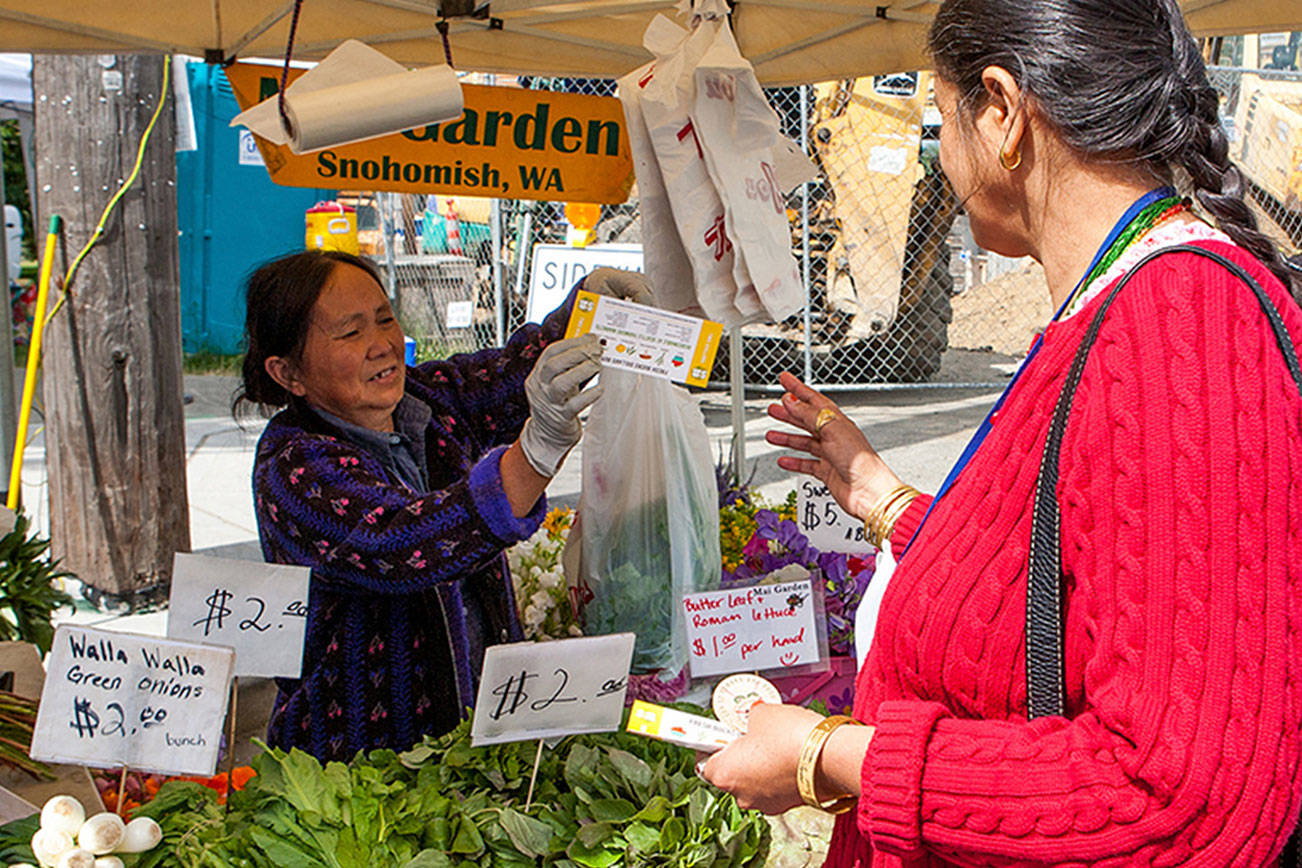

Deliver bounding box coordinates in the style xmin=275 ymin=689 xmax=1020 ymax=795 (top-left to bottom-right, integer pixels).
xmin=29 ymin=828 xmax=74 ymax=867
xmin=39 ymin=797 xmax=85 ymax=838
xmin=74 ymin=814 xmax=124 ymax=856
xmin=92 ymin=857 xmax=125 ymax=868
xmin=113 ymin=817 xmax=161 ymax=854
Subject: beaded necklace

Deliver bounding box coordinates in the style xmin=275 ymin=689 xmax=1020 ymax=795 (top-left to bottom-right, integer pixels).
xmin=1058 ymin=195 xmax=1187 ymax=319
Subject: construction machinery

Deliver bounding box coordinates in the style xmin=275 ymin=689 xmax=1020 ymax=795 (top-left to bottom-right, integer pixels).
xmin=808 ymin=72 xmax=958 ymax=382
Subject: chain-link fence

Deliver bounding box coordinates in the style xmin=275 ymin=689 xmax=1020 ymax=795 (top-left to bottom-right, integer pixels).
xmin=1208 ymin=66 xmax=1302 ymax=253
xmin=366 ymin=67 xmax=1302 ymax=390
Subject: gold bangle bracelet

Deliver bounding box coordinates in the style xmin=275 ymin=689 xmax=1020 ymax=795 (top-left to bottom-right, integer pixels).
xmin=875 ymin=490 xmax=920 ymax=548
xmin=795 ymin=714 xmax=862 ymax=814
xmin=861 ymin=488 xmax=906 ymax=548
xmin=869 ymin=491 xmax=918 ymax=549
xmin=862 ymin=484 xmax=920 ymax=549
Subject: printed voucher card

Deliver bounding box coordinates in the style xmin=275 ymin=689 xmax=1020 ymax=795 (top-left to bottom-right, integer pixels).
xmin=564 ymin=291 xmax=723 ymax=388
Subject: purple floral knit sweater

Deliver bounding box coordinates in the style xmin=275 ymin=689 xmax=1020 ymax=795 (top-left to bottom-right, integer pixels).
xmin=253 ymin=304 xmax=569 ymax=762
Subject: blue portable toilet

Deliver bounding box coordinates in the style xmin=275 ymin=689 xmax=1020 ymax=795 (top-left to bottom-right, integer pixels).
xmin=176 ymin=62 xmax=335 ymax=355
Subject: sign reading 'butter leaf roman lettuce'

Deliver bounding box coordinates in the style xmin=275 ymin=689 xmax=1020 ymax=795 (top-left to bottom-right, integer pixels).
xmin=224 ymin=63 xmax=634 ymax=204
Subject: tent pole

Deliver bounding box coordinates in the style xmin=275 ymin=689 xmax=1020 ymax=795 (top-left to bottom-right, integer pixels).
xmin=801 ymin=84 xmax=813 ymax=385
xmin=730 ymin=325 xmax=745 ymax=483
xmin=0 ymin=153 xmax=19 ymax=508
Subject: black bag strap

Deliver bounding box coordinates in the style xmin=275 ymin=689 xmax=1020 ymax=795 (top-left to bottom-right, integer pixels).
xmin=1026 ymin=244 xmax=1302 ymax=719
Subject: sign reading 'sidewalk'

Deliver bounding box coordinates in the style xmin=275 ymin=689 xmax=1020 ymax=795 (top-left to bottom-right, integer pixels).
xmin=225 ymin=64 xmax=634 ymax=204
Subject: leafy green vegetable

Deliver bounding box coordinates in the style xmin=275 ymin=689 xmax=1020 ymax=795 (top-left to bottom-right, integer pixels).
xmin=120 ymin=706 xmax=768 ymax=868
xmin=0 ymin=812 xmax=38 ymax=865
xmin=0 ymin=510 xmax=74 ymax=657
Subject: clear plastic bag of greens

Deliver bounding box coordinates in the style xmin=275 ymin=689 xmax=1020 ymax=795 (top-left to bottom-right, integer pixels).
xmin=574 ymin=369 xmax=721 ymax=675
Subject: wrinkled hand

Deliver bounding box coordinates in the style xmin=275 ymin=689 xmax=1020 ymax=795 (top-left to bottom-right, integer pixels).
xmin=766 ymin=371 xmax=901 ymax=521
xmin=520 ymin=334 xmax=603 ymax=477
xmin=697 ymin=703 xmax=822 ymax=815
xmin=583 ymin=267 xmax=656 ymax=306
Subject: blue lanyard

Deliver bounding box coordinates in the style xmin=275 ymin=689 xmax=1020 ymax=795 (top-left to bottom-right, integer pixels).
xmin=899 ymin=186 xmax=1176 ymax=559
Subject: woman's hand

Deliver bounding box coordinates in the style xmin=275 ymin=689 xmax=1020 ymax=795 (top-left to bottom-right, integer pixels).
xmin=583 ymin=267 xmax=656 ymax=306
xmin=698 ymin=703 xmax=822 ymax=814
xmin=766 ymin=371 xmax=901 ymax=521
xmin=519 ymin=334 xmax=603 ymax=477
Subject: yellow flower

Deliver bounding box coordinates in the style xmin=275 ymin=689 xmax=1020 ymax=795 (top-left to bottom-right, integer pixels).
xmin=542 ymin=506 xmax=573 ymax=541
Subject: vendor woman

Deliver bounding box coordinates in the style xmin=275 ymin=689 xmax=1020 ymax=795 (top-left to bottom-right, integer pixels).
xmin=235 ymin=250 xmax=651 ymax=761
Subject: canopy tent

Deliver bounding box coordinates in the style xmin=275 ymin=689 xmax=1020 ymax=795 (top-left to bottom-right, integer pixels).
xmin=0 ymin=0 xmax=1299 ymax=87
xmin=0 ymin=53 xmax=31 ymax=110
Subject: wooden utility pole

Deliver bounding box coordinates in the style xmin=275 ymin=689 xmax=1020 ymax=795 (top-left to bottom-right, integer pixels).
xmin=32 ymin=55 xmax=189 ymax=607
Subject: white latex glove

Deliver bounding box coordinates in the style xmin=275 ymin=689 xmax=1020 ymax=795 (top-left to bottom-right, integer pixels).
xmin=583 ymin=267 xmax=656 ymax=306
xmin=519 ymin=334 xmax=603 ymax=477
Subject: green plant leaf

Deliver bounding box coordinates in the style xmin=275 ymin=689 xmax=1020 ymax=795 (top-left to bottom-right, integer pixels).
xmin=660 ymin=817 xmax=686 ymax=850
xmin=449 ymin=816 xmax=484 ymax=854
xmin=566 ymin=837 xmax=621 ymax=868
xmin=497 ymin=808 xmax=554 ymax=858
xmin=630 ymin=795 xmax=671 ymax=824
xmin=606 ymin=748 xmax=652 ymax=790
xmin=576 ymin=821 xmax=616 ymax=848
xmin=624 ymin=822 xmax=659 ymax=854
xmin=403 ymin=850 xmax=454 ymax=868
xmin=588 ymin=798 xmax=636 ymax=823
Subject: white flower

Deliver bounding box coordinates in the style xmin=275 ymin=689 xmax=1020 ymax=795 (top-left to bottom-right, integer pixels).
xmin=764 ymin=562 xmax=811 ymax=583
xmin=538 ymin=569 xmax=563 ymax=590
xmin=530 ymin=589 xmax=552 ymax=610
xmin=523 ymin=604 xmax=545 ymax=630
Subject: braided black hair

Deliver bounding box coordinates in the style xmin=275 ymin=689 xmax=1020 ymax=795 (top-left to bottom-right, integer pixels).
xmin=927 ymin=0 xmax=1300 ymax=301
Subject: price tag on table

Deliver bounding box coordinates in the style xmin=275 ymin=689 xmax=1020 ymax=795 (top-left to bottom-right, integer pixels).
xmin=471 ymin=633 xmax=635 ymax=746
xmin=31 ymin=625 xmax=235 ymax=777
xmin=166 ymin=553 xmax=311 ymax=679
xmin=797 ymin=480 xmax=874 ymax=555
xmin=683 ymin=579 xmax=822 ymax=678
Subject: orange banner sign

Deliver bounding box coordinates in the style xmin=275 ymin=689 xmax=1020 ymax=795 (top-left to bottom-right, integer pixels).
xmin=224 ymin=64 xmax=634 ymax=204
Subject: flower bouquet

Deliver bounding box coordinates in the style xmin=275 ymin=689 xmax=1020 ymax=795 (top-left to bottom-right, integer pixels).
xmin=506 ymin=508 xmax=583 ymax=641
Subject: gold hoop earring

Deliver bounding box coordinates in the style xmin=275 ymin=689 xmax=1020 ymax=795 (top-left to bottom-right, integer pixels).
xmin=999 ymin=148 xmax=1022 ymax=171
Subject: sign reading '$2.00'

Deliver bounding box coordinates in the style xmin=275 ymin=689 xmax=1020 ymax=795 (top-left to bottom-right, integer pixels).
xmin=470 ymin=633 xmax=635 ymax=746
xmin=166 ymin=553 xmax=311 ymax=679
xmin=30 ymin=625 xmax=235 ymax=777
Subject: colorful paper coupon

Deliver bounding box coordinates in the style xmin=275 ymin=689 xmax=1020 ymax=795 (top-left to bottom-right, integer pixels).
xmin=564 ymin=291 xmax=723 ymax=388
xmin=625 ymin=700 xmax=739 ymax=752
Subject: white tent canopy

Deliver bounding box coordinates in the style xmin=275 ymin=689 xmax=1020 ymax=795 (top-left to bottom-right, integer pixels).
xmin=0 ymin=0 xmax=1298 ymax=86
xmin=0 ymin=53 xmax=31 ymax=110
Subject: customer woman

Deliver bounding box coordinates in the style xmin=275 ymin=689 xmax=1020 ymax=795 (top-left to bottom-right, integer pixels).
xmin=236 ymin=250 xmax=649 ymax=761
xmin=700 ymin=0 xmax=1302 ymax=863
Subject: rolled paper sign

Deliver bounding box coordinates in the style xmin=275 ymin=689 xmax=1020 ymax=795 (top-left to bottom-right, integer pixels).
xmin=232 ymin=39 xmax=464 ymax=155
xmin=284 ymin=64 xmax=462 ymax=153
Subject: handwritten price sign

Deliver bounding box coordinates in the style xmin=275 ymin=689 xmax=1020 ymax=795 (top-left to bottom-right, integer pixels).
xmin=682 ymin=580 xmax=822 ymax=678
xmin=166 ymin=553 xmax=311 ymax=678
xmin=471 ymin=633 xmax=635 ymax=746
xmin=797 ymin=480 xmax=874 ymax=555
xmin=31 ymin=626 xmax=235 ymax=776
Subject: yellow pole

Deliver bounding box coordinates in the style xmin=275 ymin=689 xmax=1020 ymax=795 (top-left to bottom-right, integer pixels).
xmin=8 ymin=215 xmax=62 ymax=510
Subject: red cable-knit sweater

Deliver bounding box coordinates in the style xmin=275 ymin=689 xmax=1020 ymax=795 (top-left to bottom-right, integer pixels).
xmin=827 ymin=239 xmax=1302 ymax=867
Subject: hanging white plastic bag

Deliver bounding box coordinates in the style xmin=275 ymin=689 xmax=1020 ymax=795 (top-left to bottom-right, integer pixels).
xmin=616 ymin=32 xmax=701 ymax=318
xmin=691 ymin=13 xmax=815 ymax=322
xmin=635 ymin=13 xmax=755 ymax=326
xmin=573 ymin=369 xmax=721 ymax=675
